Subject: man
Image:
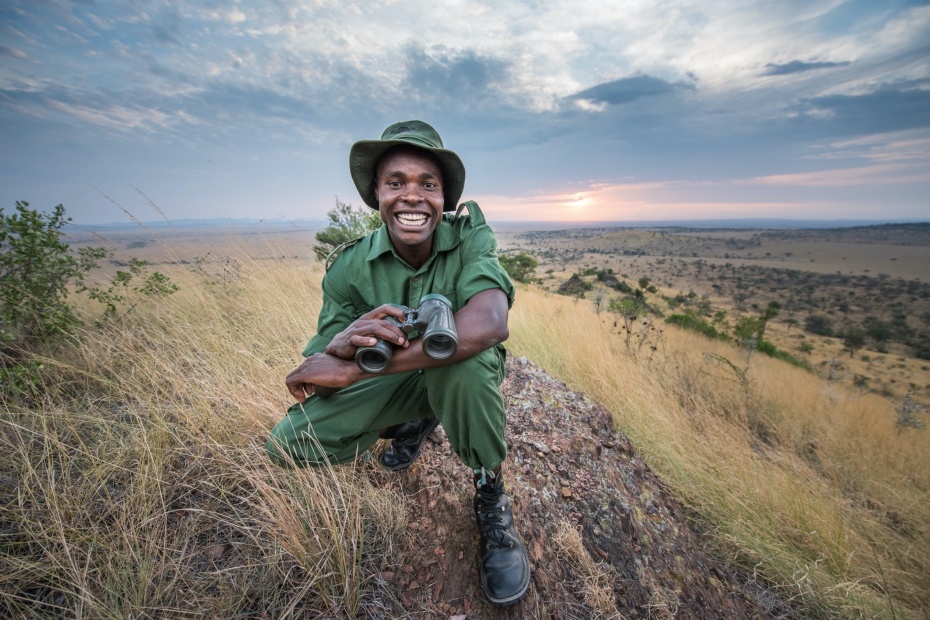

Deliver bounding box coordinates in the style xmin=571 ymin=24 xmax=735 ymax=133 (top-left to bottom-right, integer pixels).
xmin=266 ymin=120 xmax=530 ymax=606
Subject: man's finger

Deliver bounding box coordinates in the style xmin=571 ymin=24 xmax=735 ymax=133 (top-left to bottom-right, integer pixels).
xmin=350 ymin=335 xmax=379 ymax=347
xmin=286 ymin=379 xmax=309 ymax=403
xmin=369 ymin=304 xmax=406 ymax=320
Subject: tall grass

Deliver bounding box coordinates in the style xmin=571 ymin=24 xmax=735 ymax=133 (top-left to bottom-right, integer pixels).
xmin=1 ymin=238 xmax=406 ymax=618
xmin=508 ymin=287 xmax=930 ymax=619
xmin=2 ymin=241 xmax=927 ymax=618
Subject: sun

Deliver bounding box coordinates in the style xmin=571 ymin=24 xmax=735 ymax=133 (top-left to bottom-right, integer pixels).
xmin=568 ymin=193 xmax=589 ymax=209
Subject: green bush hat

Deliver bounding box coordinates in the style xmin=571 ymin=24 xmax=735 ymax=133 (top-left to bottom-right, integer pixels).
xmin=349 ymin=120 xmax=466 ymax=212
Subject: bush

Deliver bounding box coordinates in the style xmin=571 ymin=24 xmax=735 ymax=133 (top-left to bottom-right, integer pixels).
xmin=756 ymin=339 xmax=810 ymax=370
xmin=1 ymin=201 xmax=178 ymax=400
xmin=499 ymin=252 xmax=538 ymax=284
xmin=1 ymin=201 xmax=105 ymax=349
xmin=804 ymin=314 xmax=834 ymax=337
xmin=313 ymin=197 xmax=381 ymax=262
xmin=665 ymin=313 xmax=725 ymax=340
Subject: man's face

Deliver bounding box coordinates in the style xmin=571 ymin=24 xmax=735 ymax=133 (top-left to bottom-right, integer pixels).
xmin=375 ymin=146 xmax=445 ymax=262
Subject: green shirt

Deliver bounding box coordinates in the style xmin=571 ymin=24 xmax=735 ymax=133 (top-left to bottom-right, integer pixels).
xmin=303 ymin=201 xmax=515 ymax=357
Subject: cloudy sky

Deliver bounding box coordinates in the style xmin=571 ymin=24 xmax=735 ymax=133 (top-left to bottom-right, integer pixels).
xmin=2 ymin=0 xmax=929 ymax=225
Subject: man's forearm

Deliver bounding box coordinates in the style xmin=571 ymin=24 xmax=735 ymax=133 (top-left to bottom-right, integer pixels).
xmin=286 ymin=352 xmax=367 ymax=402
xmin=377 ymin=288 xmax=509 ymax=376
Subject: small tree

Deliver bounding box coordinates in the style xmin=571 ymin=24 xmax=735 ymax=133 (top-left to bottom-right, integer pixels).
xmin=313 ymin=197 xmax=381 ymax=262
xmin=1 ymin=201 xmax=105 ymax=349
xmin=804 ymin=314 xmax=834 ymax=337
xmin=758 ymin=301 xmax=780 ymax=342
xmin=591 ymin=289 xmax=607 ymax=315
xmin=841 ymin=328 xmax=866 ymax=358
xmin=734 ymin=316 xmax=763 ymax=354
xmin=499 ymin=252 xmax=538 ymax=284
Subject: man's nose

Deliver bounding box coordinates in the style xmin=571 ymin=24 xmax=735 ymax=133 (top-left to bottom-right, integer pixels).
xmin=403 ymin=186 xmax=424 ymax=203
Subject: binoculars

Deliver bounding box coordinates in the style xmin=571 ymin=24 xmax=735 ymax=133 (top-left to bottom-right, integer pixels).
xmin=355 ymin=294 xmax=458 ymax=374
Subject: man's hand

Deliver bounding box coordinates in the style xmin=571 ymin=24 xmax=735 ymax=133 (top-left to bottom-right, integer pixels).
xmin=376 ymin=288 xmax=509 ymax=374
xmin=324 ymin=304 xmax=409 ymax=360
xmin=285 ymin=353 xmax=363 ymax=403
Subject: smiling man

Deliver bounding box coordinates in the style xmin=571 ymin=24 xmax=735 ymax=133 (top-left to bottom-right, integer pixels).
xmin=266 ymin=120 xmax=530 ymax=606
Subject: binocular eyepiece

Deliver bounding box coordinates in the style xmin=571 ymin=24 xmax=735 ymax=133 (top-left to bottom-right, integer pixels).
xmin=355 ymin=294 xmax=458 ymax=374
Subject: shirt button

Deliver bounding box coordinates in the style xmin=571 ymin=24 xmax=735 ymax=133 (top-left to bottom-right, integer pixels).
xmin=412 ymin=276 xmax=419 ymax=282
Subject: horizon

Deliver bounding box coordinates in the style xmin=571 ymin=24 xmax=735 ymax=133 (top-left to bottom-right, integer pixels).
xmin=64 ymin=214 xmax=930 ymax=232
xmin=3 ymin=1 xmax=929 ymax=225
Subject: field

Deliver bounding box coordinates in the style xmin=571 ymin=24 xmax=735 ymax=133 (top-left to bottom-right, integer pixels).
xmin=2 ymin=219 xmax=929 ymax=618
xmin=498 ymin=223 xmax=930 ymax=408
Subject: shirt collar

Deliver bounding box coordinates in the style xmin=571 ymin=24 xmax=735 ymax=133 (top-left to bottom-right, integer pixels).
xmin=366 ymin=216 xmax=462 ymax=264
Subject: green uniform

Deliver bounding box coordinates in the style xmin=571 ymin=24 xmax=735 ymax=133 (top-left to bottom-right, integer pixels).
xmin=267 ymin=202 xmax=515 ymax=470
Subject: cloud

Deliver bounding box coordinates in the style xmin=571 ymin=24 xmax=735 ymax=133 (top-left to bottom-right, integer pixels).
xmin=404 ymin=45 xmax=511 ymax=107
xmin=743 ymin=163 xmax=930 ymax=187
xmin=0 ymin=45 xmax=26 ymax=59
xmin=569 ymin=75 xmax=693 ymax=106
xmin=797 ymin=82 xmax=930 ymax=134
xmin=148 ymin=4 xmax=184 ymax=44
xmin=762 ymin=60 xmax=852 ymax=75
xmin=46 ymin=99 xmax=180 ymax=132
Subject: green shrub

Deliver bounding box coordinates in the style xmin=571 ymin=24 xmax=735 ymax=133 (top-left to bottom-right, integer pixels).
xmin=665 ymin=313 xmax=725 ymax=340
xmin=804 ymin=314 xmax=834 ymax=337
xmin=756 ymin=339 xmax=810 ymax=370
xmin=313 ymin=197 xmax=381 ymax=262
xmin=1 ymin=201 xmax=178 ymax=400
xmin=499 ymin=252 xmax=538 ymax=284
xmin=1 ymin=201 xmax=105 ymax=349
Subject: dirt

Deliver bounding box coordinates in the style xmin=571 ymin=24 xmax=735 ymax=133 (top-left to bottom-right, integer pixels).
xmin=365 ymin=356 xmax=778 ymax=619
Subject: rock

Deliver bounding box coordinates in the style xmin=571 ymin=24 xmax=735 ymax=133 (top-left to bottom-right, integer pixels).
xmin=364 ymin=357 xmax=775 ymax=619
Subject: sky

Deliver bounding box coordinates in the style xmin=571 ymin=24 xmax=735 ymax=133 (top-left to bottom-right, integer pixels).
xmin=2 ymin=0 xmax=929 ymax=225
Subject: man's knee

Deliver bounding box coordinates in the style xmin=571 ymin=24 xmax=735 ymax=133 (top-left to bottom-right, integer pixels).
xmin=266 ymin=415 xmax=311 ymax=467
xmin=426 ymin=346 xmax=504 ymax=393
xmin=265 ymin=403 xmax=337 ymax=468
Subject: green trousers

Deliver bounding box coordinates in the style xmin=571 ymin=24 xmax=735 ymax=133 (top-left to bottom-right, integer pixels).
xmin=266 ymin=347 xmax=507 ymax=471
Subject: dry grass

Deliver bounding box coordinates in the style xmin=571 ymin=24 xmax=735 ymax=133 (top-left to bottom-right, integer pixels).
xmin=1 ymin=237 xmax=405 ymax=618
xmin=509 ymin=286 xmax=930 ymax=619
xmin=552 ymin=521 xmax=624 ymax=619
xmin=2 ymin=237 xmax=928 ymax=618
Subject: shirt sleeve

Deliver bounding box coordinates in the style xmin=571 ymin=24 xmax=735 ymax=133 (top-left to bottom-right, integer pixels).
xmin=456 ymin=220 xmax=516 ymax=309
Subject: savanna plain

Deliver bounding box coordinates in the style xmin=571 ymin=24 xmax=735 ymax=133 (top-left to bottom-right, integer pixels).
xmin=2 ymin=218 xmax=929 ymax=619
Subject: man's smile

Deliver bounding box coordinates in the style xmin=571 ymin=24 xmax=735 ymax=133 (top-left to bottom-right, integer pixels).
xmin=396 ymin=212 xmax=429 ymax=227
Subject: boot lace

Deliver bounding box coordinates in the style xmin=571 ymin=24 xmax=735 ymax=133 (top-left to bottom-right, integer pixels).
xmin=475 ymin=469 xmax=513 ymax=550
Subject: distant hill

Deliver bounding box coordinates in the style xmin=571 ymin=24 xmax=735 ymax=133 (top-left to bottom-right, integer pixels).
xmin=492 ymin=218 xmax=930 ymax=231
xmin=64 ymin=218 xmax=328 ymax=232
xmin=66 ymin=217 xmax=930 ymax=233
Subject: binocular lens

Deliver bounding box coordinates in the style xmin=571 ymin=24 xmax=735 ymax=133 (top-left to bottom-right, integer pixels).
xmin=356 ymin=346 xmax=391 ymax=374
xmin=423 ymin=332 xmax=456 ymax=359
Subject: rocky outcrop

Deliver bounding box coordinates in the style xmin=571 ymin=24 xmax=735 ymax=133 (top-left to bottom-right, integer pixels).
xmin=557 ymin=274 xmax=591 ymax=297
xmin=368 ymin=357 xmax=772 ymax=619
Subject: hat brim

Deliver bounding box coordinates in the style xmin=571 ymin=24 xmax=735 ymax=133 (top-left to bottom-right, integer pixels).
xmin=349 ymin=140 xmax=466 ymax=212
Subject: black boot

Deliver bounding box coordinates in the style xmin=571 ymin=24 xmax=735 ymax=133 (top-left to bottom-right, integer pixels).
xmin=473 ymin=468 xmax=531 ymax=606
xmin=378 ymin=417 xmax=440 ymax=471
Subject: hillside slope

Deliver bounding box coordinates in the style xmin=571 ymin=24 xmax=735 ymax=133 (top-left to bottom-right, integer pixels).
xmin=367 ymin=356 xmax=773 ymax=618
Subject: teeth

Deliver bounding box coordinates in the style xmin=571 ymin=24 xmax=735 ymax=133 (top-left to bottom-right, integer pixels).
xmin=397 ymin=213 xmax=427 ymax=226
